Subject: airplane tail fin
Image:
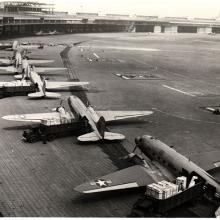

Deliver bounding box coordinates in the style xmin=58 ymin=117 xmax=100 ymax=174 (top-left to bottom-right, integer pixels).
xmin=96 ymin=116 xmax=106 ymax=139
xmin=42 ymin=77 xmax=46 ymax=95
xmin=28 ymin=91 xmax=61 ymax=99
xmin=12 ymin=41 xmax=18 ymax=50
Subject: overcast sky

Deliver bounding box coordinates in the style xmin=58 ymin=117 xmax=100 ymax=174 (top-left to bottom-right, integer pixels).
xmin=6 ymin=0 xmax=220 ymax=18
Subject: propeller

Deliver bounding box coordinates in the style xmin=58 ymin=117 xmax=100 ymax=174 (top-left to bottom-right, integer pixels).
xmin=52 ymin=99 xmax=65 ymax=112
xmin=132 ymin=145 xmax=138 ymax=153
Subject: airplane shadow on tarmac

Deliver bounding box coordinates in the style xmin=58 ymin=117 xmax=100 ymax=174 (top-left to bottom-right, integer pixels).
xmin=107 ymin=119 xmax=150 ymax=126
xmin=3 ymin=125 xmax=30 ymax=131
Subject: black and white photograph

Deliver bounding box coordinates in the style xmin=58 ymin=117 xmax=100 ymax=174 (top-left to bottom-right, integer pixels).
xmin=0 ymin=0 xmax=220 ymax=217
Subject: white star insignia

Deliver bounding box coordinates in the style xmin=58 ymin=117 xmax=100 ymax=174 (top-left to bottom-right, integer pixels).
xmin=90 ymin=179 xmax=112 ymax=188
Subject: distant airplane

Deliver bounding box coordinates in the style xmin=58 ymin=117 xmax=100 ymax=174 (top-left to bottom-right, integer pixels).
xmin=0 ymin=68 xmax=89 ymax=98
xmin=0 ymin=42 xmax=14 ymax=50
xmin=0 ymin=58 xmax=66 ymax=79
xmin=0 ymin=51 xmax=54 ymax=67
xmin=205 ymin=107 xmax=220 ymax=115
xmin=35 ymin=30 xmax=63 ymax=36
xmin=2 ymin=96 xmax=153 ymax=141
xmin=74 ymin=135 xmax=220 ymax=216
xmin=0 ymin=41 xmax=44 ymax=51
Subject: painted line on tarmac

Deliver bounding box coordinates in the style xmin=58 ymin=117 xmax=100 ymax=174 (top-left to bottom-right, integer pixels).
xmin=153 ymin=108 xmax=220 ymax=125
xmin=163 ymin=85 xmax=196 ymax=97
xmin=93 ymin=52 xmax=100 ymax=59
xmin=79 ymin=45 xmax=160 ymax=52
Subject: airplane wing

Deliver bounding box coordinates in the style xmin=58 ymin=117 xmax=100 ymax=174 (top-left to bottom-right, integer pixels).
xmin=74 ymin=165 xmax=156 ymax=193
xmin=28 ymin=60 xmax=54 ymax=65
xmin=0 ymin=66 xmax=16 ymax=73
xmin=0 ymin=81 xmax=24 ymax=87
xmin=35 ymin=67 xmax=67 ymax=73
xmin=0 ymin=66 xmax=66 ymax=75
xmin=190 ymin=150 xmax=220 ymax=171
xmin=45 ymin=81 xmax=89 ymax=89
xmin=96 ymin=111 xmax=153 ymax=122
xmin=2 ymin=112 xmax=61 ymax=123
xmin=0 ymin=58 xmax=11 ymax=65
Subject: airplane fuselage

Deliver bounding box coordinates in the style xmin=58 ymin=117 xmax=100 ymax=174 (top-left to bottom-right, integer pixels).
xmin=68 ymin=96 xmax=103 ymax=139
xmin=136 ymin=135 xmax=220 ymax=196
xmin=29 ymin=71 xmax=43 ymax=91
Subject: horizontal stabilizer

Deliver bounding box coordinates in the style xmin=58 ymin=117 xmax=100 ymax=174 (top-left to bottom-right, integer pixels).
xmin=28 ymin=92 xmax=61 ymax=99
xmin=74 ymin=165 xmax=155 ymax=193
xmin=45 ymin=92 xmax=61 ymax=99
xmin=77 ymin=132 xmax=100 ymax=142
xmin=104 ymin=132 xmax=125 ymax=141
xmin=77 ymin=131 xmax=125 ymax=142
xmin=28 ymin=91 xmax=44 ymax=98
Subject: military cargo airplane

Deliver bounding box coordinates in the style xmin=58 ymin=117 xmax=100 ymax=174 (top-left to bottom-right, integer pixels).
xmin=0 ymin=58 xmax=66 ymax=78
xmin=205 ymin=107 xmax=220 ymax=115
xmin=74 ymin=135 xmax=220 ymax=216
xmin=2 ymin=41 xmax=44 ymax=51
xmin=0 ymin=42 xmax=14 ymax=50
xmin=0 ymin=68 xmax=89 ymax=98
xmin=0 ymin=51 xmax=54 ymax=67
xmin=2 ymin=96 xmax=153 ymax=141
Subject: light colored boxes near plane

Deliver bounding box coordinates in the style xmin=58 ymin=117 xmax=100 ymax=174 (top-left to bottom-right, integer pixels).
xmin=161 ymin=180 xmax=179 ymax=194
xmin=41 ymin=118 xmax=74 ymax=126
xmin=146 ymin=183 xmax=164 ymax=199
xmin=146 ymin=180 xmax=181 ymax=200
xmin=157 ymin=182 xmax=173 ymax=199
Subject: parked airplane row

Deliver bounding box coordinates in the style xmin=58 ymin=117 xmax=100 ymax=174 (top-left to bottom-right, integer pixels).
xmin=0 ymin=41 xmax=153 ymax=142
xmin=0 ymin=46 xmax=89 ymax=98
xmin=1 ymin=40 xmax=219 ymax=217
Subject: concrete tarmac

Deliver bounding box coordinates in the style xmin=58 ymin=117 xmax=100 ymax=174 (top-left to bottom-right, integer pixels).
xmin=0 ymin=33 xmax=219 ymax=217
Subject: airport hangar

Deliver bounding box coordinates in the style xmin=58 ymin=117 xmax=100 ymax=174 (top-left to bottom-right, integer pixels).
xmin=0 ymin=1 xmax=220 ymax=36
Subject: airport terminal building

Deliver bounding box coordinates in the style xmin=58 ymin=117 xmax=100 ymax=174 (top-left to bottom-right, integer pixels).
xmin=0 ymin=1 xmax=220 ymax=36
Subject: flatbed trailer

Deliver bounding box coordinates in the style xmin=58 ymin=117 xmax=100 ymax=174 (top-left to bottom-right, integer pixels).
xmin=23 ymin=120 xmax=89 ymax=144
xmin=0 ymin=84 xmax=37 ymax=97
xmin=130 ymin=182 xmax=204 ymax=217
